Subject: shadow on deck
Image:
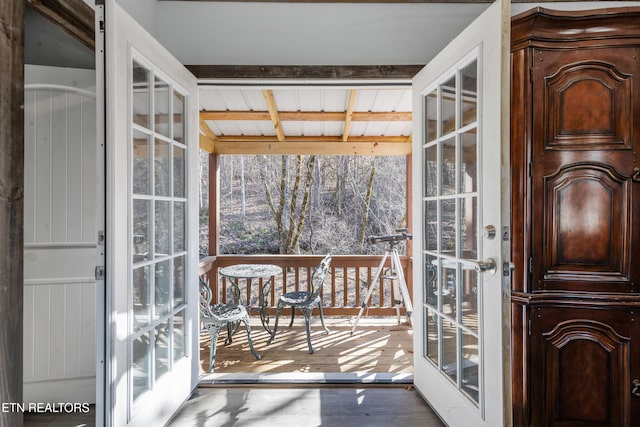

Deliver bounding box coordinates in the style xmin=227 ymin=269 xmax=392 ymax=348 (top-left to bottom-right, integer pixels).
xmin=200 ymin=317 xmax=414 ymax=377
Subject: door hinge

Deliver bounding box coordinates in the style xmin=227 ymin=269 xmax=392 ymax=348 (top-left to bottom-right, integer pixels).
xmin=528 ymin=319 xmax=532 ymax=336
xmin=95 ymin=266 xmax=105 ymax=281
xmin=528 ymin=257 xmax=533 ymax=274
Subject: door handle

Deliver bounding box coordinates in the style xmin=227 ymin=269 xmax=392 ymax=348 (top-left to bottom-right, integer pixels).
xmin=464 ymin=258 xmax=497 ymax=275
xmin=633 ymin=167 xmax=640 ymax=182
xmin=632 ymin=379 xmax=640 ymax=398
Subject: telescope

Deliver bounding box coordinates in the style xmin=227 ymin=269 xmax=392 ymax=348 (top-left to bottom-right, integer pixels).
xmin=367 ymin=228 xmax=412 ymax=245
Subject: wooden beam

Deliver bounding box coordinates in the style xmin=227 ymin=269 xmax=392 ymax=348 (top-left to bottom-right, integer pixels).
xmin=214 ymin=140 xmax=412 ymax=156
xmin=188 ymin=65 xmax=423 ymax=80
xmin=200 ymin=119 xmax=218 ymax=153
xmin=262 ymin=89 xmax=285 ymax=141
xmin=342 ymin=89 xmax=357 ymax=142
xmin=216 ymin=135 xmax=410 ymax=143
xmin=200 ymin=110 xmax=412 ymax=122
xmin=27 ymin=0 xmax=95 ymax=50
xmin=0 ymin=1 xmax=24 ymax=425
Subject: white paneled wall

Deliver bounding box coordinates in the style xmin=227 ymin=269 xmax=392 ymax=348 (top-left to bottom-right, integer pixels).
xmin=23 ymin=65 xmax=97 ymax=404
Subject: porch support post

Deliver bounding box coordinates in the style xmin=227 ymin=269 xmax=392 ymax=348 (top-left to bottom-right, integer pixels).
xmin=0 ymin=0 xmax=24 ymax=425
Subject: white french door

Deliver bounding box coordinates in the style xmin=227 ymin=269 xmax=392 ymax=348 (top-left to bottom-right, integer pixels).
xmin=99 ymin=1 xmax=199 ymax=425
xmin=411 ymin=1 xmax=510 ymax=426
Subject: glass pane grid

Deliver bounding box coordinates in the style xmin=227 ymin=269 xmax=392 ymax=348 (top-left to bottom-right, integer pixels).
xmin=129 ymin=58 xmax=189 ymax=404
xmin=421 ymin=58 xmax=480 ymax=407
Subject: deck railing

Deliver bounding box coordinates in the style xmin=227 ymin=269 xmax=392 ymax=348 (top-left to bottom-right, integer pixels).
xmin=199 ymin=254 xmax=413 ymax=317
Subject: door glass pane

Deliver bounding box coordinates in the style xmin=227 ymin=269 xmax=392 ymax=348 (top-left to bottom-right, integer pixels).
xmin=461 ymin=270 xmax=479 ymax=333
xmin=173 ymin=91 xmax=184 ymax=143
xmin=442 ymin=262 xmax=456 ymax=318
xmin=132 ymin=62 xmax=150 ymax=129
xmin=155 ymin=138 xmax=171 ymax=197
xmin=460 ymin=196 xmax=477 ymax=259
xmin=425 ymin=90 xmax=438 ymax=142
xmin=173 ymin=310 xmax=186 ymax=362
xmin=461 ymin=331 xmax=479 ymax=404
xmin=155 ymin=321 xmax=170 ymax=380
xmin=174 ymin=255 xmax=185 ymax=307
xmin=133 ymin=200 xmax=151 ymax=263
xmin=441 ymin=137 xmax=456 ymax=196
xmin=133 ymin=266 xmax=150 ymax=330
xmin=133 ymin=130 xmax=151 ymax=195
xmin=155 ymin=259 xmax=171 ymax=317
xmin=132 ymin=333 xmax=150 ymax=400
xmin=425 ymin=254 xmax=438 ymax=307
xmin=443 ymin=325 xmax=458 ymax=383
xmin=424 ymin=144 xmax=437 ymax=197
xmin=154 ymin=77 xmax=170 ymax=137
xmin=460 ymin=131 xmax=477 ymax=194
xmin=425 ymin=306 xmax=439 ymax=365
xmin=441 ymin=199 xmax=456 ymax=255
xmin=173 ymin=146 xmax=185 ymax=198
xmin=440 ymin=76 xmax=456 ymax=136
xmin=461 ymin=61 xmax=478 ymax=128
xmin=155 ymin=201 xmax=170 ymax=256
xmin=425 ymin=200 xmax=438 ymax=252
xmin=174 ymin=202 xmax=185 ymax=253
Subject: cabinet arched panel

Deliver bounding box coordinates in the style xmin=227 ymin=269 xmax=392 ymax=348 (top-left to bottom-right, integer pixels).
xmin=531 ymin=312 xmax=633 ymax=427
xmin=542 ymin=163 xmax=630 ymax=291
xmin=545 ymin=61 xmax=632 ymax=150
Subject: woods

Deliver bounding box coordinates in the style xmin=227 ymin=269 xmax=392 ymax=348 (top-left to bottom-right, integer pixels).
xmin=201 ymin=154 xmax=407 ymax=255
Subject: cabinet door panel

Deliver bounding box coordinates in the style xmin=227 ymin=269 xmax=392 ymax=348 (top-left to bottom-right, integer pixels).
xmin=530 ymin=307 xmax=638 ymax=427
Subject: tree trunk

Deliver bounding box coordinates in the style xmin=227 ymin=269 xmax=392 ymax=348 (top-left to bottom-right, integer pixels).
xmin=239 ymin=155 xmax=245 ymax=224
xmin=359 ymin=158 xmax=377 ymax=253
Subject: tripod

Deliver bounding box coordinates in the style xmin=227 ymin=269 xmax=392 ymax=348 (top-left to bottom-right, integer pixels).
xmin=351 ymin=233 xmax=413 ymax=335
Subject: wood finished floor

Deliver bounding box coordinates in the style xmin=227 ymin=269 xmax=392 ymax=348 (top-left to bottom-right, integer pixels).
xmin=167 ymin=386 xmax=445 ymax=427
xmin=203 ymin=317 xmax=414 ymax=375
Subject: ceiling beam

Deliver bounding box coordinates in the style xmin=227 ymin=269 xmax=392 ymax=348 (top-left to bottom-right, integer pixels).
xmin=200 ymin=110 xmax=412 ymax=122
xmin=214 ymin=140 xmax=411 ymax=156
xmin=262 ymin=89 xmax=286 ymax=141
xmin=216 ymin=135 xmax=410 ymax=143
xmin=188 ymin=65 xmax=423 ymax=80
xmin=27 ymin=0 xmax=95 ymax=50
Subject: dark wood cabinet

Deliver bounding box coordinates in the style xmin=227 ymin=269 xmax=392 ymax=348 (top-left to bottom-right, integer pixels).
xmin=511 ymin=7 xmax=640 ymax=426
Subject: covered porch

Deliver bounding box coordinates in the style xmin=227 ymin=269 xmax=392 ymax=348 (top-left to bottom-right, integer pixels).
xmin=198 ymin=254 xmax=415 ymax=377
xmin=197 ymin=80 xmax=417 ymax=378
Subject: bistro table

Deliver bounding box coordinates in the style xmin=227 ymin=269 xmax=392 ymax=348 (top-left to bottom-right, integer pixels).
xmin=219 ymin=263 xmax=282 ymax=335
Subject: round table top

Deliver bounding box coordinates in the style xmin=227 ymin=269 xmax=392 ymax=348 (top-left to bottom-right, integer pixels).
xmin=219 ymin=263 xmax=282 ymax=279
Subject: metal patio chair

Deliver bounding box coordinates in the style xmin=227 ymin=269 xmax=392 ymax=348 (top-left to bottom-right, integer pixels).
xmin=199 ymin=277 xmax=261 ymax=373
xmin=268 ymin=254 xmax=332 ymax=354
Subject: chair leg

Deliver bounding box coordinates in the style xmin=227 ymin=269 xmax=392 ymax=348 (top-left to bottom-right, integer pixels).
xmin=303 ymin=308 xmax=314 ymax=354
xmin=267 ymin=303 xmax=283 ymax=345
xmin=204 ymin=325 xmax=220 ymax=373
xmin=288 ymin=306 xmax=296 ymax=328
xmin=318 ymin=303 xmax=330 ymax=334
xmin=240 ymin=315 xmax=261 ymax=361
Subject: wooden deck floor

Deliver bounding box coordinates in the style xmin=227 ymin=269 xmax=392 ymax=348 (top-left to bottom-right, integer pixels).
xmin=201 ymin=317 xmax=414 ymax=375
